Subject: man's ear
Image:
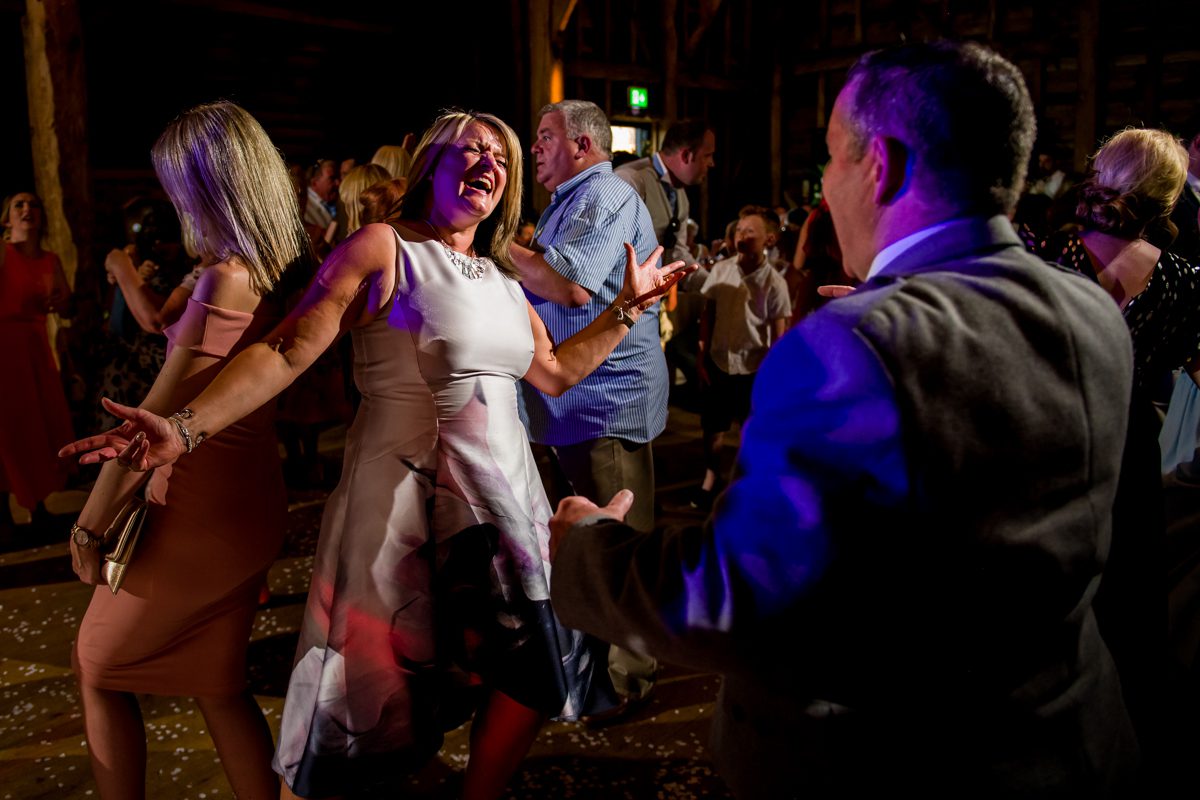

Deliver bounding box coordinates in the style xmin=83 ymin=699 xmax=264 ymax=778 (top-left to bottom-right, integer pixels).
xmin=679 ymin=147 xmax=695 ymax=165
xmin=574 ymin=135 xmax=593 ymax=157
xmin=871 ymin=135 xmax=910 ymax=205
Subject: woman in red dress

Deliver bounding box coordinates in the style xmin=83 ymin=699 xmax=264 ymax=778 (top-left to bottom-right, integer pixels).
xmin=0 ymin=191 xmax=74 ymax=532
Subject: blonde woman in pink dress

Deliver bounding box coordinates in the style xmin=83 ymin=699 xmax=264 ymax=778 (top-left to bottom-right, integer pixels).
xmin=65 ymin=101 xmax=311 ymax=799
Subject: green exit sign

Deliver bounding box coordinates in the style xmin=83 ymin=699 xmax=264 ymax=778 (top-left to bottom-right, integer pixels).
xmin=628 ymin=87 xmax=649 ymax=109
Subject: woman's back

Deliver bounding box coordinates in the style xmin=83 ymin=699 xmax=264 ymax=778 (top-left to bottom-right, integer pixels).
xmin=1034 ymin=228 xmax=1200 ymax=387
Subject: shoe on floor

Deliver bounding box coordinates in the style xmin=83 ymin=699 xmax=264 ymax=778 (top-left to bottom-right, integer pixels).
xmin=581 ymin=691 xmax=653 ymax=727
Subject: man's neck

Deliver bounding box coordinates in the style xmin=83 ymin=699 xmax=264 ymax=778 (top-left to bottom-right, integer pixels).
xmin=864 ymin=204 xmax=965 ymax=280
xmin=874 ymin=200 xmax=960 ymax=256
xmin=656 ymin=152 xmax=684 ymax=189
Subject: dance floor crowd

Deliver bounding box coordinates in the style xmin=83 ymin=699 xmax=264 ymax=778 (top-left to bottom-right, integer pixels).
xmin=3 ymin=37 xmax=1200 ymax=799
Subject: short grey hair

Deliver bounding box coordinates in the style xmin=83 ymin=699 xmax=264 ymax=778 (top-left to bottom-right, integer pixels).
xmin=539 ymin=99 xmax=612 ymax=157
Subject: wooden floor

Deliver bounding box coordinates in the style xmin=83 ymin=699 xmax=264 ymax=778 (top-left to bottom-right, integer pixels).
xmin=0 ymin=402 xmax=739 ymax=799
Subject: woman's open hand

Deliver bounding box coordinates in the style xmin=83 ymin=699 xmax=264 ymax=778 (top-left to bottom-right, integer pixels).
xmin=619 ymin=243 xmax=696 ymax=313
xmin=58 ymin=398 xmax=184 ymax=471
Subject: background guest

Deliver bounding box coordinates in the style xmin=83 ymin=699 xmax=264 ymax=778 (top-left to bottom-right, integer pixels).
xmin=0 ymin=191 xmax=74 ymax=534
xmin=370 ymin=140 xmax=414 ymax=181
xmin=1167 ymin=125 xmax=1200 ymax=263
xmin=1026 ymin=127 xmax=1199 ymax=767
xmin=96 ymin=196 xmax=199 ymax=429
xmin=693 ymin=206 xmax=791 ymax=509
xmin=788 ymin=199 xmax=851 ymax=325
xmin=304 ymin=158 xmax=339 ymax=232
xmin=514 ymin=219 xmax=536 ymax=247
xmin=338 ymin=163 xmax=391 ymax=238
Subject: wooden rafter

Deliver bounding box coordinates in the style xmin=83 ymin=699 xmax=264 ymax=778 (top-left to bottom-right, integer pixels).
xmin=552 ymin=0 xmax=578 ymax=33
xmin=684 ymin=0 xmax=724 ymax=59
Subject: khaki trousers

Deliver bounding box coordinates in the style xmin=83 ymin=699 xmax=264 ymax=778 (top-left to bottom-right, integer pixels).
xmin=538 ymin=437 xmax=660 ymax=699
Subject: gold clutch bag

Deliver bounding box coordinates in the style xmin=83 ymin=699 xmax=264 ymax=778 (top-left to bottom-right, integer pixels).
xmin=101 ymin=495 xmax=149 ymax=594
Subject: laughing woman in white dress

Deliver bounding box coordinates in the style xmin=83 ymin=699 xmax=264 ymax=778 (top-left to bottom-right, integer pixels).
xmin=62 ymin=110 xmax=689 ymax=800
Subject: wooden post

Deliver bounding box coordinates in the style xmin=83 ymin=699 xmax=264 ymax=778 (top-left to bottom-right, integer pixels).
xmin=22 ymin=0 xmax=91 ymax=293
xmin=529 ymin=0 xmax=553 ymax=213
xmin=1073 ymin=0 xmax=1099 ymax=173
xmin=663 ymin=0 xmax=679 ymax=123
xmin=22 ymin=0 xmax=92 ymax=362
xmin=770 ymin=62 xmax=782 ymax=206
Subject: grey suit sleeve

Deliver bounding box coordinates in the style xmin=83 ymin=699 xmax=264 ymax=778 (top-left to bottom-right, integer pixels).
xmin=550 ymin=308 xmax=908 ymax=676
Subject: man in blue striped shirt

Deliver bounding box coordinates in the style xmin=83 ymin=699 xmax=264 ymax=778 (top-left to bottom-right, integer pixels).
xmin=510 ymin=99 xmax=666 ymax=708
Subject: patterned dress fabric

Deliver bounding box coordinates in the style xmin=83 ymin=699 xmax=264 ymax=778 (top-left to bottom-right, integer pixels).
xmin=274 ymin=225 xmax=613 ymax=797
xmin=94 ymin=265 xmax=180 ymax=430
xmin=1025 ymin=228 xmax=1200 ymax=387
xmin=0 ymin=243 xmax=73 ymax=509
xmin=73 ymin=298 xmax=287 ymax=695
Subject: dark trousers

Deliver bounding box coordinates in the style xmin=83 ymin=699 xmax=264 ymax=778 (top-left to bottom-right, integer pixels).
xmin=538 ymin=437 xmax=660 ymax=699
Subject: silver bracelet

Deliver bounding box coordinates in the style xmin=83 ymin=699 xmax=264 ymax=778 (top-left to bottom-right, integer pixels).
xmin=611 ymin=301 xmax=637 ymax=329
xmin=168 ymin=408 xmax=203 ymax=454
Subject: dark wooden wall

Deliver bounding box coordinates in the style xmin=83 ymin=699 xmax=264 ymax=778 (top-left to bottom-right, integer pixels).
xmin=1 ymin=0 xmax=34 ymax=195
xmin=778 ymin=0 xmax=1199 ymax=215
xmin=7 ymin=0 xmax=1198 ymax=273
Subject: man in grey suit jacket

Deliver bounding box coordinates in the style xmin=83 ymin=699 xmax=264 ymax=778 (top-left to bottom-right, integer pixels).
xmin=618 ymin=122 xmax=716 ymax=405
xmin=548 ymin=41 xmax=1140 ymax=798
xmin=615 ymin=120 xmax=715 ymax=265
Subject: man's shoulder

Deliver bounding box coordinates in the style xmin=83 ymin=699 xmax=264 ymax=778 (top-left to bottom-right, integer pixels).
xmin=705 ymin=257 xmax=741 ymax=283
xmin=568 ymin=166 xmax=642 ymax=210
xmin=827 ymin=245 xmax=1130 ymax=381
xmin=614 ymin=159 xmax=656 ymax=199
xmin=614 ymin=157 xmax=654 ymax=178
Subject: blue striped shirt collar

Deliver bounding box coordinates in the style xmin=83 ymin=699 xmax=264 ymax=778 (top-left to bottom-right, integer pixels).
xmin=550 ymin=161 xmax=613 ymax=204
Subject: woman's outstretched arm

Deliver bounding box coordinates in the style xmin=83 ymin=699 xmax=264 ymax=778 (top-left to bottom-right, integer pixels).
xmin=523 ymin=244 xmax=692 ymax=397
xmin=60 ymin=224 xmax=400 ymax=471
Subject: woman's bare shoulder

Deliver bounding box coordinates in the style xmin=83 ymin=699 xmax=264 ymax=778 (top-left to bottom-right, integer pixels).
xmin=190 ymin=258 xmax=258 ymax=312
xmin=361 ymin=219 xmax=428 ymax=243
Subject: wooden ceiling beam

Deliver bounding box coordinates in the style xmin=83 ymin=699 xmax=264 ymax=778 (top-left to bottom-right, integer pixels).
xmin=564 ymin=60 xmax=747 ymax=92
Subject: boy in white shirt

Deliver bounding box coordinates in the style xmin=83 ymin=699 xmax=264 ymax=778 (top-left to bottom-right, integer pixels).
xmin=693 ymin=207 xmax=792 ymax=508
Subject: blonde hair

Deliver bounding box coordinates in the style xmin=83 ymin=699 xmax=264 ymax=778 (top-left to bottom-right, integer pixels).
xmin=1 ymin=191 xmax=47 ymax=244
xmin=338 ymin=163 xmax=391 ymax=236
xmin=398 ymin=110 xmax=523 ymax=279
xmin=151 ymin=101 xmax=313 ymax=296
xmin=1077 ymin=128 xmax=1189 ymax=240
xmin=370 ymin=145 xmax=412 ymax=181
